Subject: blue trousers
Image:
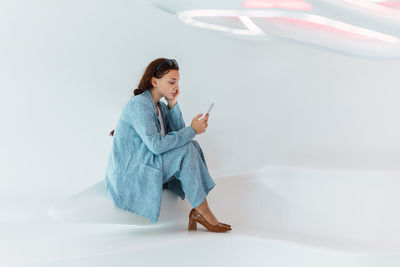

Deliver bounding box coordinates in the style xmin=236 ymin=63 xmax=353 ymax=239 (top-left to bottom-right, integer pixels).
xmin=162 ymin=139 xmax=216 ymax=209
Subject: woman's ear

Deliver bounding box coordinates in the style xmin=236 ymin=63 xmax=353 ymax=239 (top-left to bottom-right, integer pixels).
xmin=151 ymin=77 xmax=157 ymax=88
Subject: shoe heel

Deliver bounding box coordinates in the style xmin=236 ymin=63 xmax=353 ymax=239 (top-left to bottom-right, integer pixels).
xmin=188 ymin=217 xmax=197 ymax=230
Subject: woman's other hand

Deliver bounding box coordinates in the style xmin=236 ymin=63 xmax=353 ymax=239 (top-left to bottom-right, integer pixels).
xmin=191 ymin=113 xmax=209 ymax=134
xmin=167 ymin=88 xmax=179 ymax=109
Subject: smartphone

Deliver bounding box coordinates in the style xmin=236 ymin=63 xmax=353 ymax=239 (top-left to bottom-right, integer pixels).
xmin=197 ymin=103 xmax=214 ymax=120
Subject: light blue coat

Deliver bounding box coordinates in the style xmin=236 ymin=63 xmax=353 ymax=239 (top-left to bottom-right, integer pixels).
xmin=104 ymin=89 xmax=197 ymax=223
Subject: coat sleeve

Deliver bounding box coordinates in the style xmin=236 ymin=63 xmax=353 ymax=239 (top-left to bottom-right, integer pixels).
xmin=164 ymin=101 xmax=185 ymax=131
xmin=127 ymin=98 xmax=196 ymax=155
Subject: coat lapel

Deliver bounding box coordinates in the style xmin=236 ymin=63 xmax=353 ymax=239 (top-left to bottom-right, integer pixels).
xmin=142 ymin=89 xmax=167 ymax=134
xmin=142 ymin=89 xmax=157 ymax=115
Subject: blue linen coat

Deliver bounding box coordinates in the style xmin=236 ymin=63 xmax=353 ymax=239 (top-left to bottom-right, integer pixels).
xmin=104 ymin=89 xmax=197 ymax=223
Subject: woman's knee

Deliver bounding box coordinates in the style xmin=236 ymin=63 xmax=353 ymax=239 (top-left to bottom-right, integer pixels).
xmin=175 ymin=140 xmax=197 ymax=154
xmin=168 ymin=140 xmax=200 ymax=156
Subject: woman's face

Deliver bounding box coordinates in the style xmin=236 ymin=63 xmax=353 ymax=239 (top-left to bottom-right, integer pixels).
xmin=152 ymin=70 xmax=180 ymax=101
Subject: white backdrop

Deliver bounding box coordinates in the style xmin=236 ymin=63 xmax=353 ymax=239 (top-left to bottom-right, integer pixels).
xmin=1 ymin=0 xmax=400 ymax=202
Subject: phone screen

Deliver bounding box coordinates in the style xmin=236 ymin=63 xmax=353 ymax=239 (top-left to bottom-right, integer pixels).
xmin=197 ymin=103 xmax=214 ymax=120
xmin=205 ymin=103 xmax=214 ymax=115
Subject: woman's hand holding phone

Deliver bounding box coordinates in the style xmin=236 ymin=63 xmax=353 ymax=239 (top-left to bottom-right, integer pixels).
xmin=191 ymin=113 xmax=209 ymax=135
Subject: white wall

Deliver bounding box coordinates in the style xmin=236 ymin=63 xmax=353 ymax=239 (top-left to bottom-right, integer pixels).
xmin=1 ymin=0 xmax=400 ymax=201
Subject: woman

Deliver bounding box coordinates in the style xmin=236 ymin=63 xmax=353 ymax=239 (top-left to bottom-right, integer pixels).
xmin=105 ymin=58 xmax=232 ymax=232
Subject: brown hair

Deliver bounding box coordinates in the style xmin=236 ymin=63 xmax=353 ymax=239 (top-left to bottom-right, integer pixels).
xmin=109 ymin=57 xmax=179 ymax=136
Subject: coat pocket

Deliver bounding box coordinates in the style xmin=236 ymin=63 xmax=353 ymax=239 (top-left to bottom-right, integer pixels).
xmin=136 ymin=163 xmax=162 ymax=184
xmin=139 ymin=162 xmax=162 ymax=175
xmin=135 ymin=163 xmax=163 ymax=203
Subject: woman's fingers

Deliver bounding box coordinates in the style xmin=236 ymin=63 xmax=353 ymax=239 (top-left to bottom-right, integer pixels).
xmin=200 ymin=114 xmax=209 ymax=121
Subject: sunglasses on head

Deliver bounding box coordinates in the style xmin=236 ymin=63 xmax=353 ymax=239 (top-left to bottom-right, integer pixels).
xmin=155 ymin=58 xmax=178 ymax=73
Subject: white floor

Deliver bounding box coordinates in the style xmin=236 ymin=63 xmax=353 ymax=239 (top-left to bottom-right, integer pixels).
xmin=2 ymin=166 xmax=400 ymax=267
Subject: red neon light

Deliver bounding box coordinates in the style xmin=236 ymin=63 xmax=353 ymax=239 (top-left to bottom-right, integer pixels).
xmin=242 ymin=0 xmax=312 ymax=11
xmin=266 ymin=17 xmax=374 ymax=40
xmin=378 ymin=1 xmax=400 ymax=8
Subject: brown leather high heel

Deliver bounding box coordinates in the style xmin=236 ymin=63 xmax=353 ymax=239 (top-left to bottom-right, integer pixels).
xmin=188 ymin=208 xmax=232 ymax=232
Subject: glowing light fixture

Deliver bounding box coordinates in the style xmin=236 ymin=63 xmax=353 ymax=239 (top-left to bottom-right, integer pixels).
xmin=146 ymin=0 xmax=400 ymax=58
